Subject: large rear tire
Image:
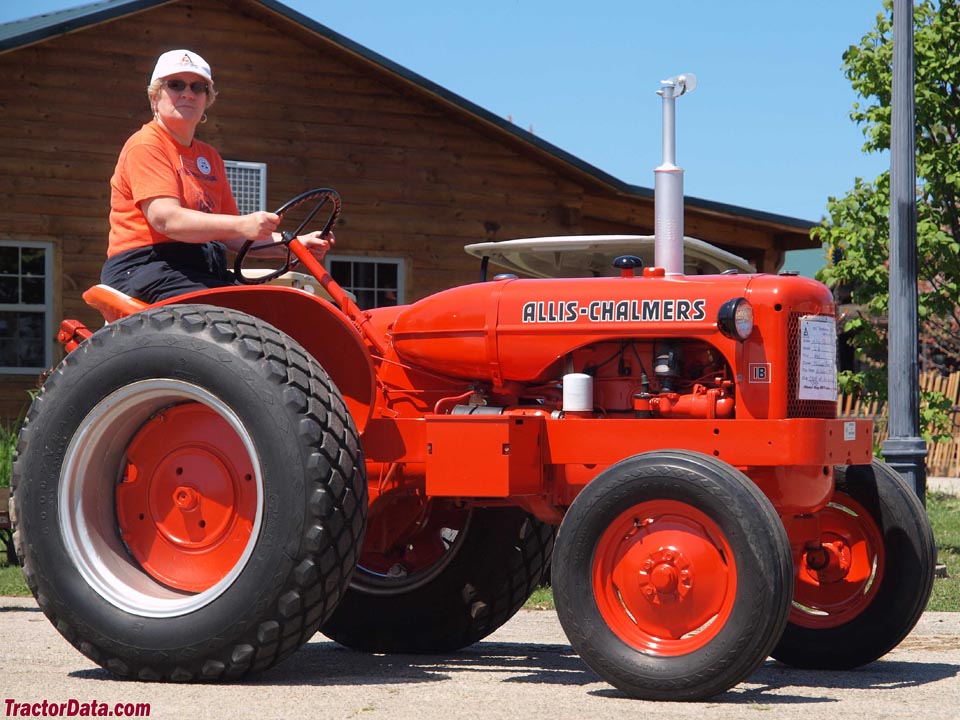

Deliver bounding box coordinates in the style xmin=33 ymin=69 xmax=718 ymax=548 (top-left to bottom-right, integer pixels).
xmin=322 ymin=503 xmax=554 ymax=652
xmin=772 ymin=459 xmax=935 ymax=669
xmin=553 ymin=450 xmax=793 ymax=701
xmin=11 ymin=305 xmax=366 ymax=680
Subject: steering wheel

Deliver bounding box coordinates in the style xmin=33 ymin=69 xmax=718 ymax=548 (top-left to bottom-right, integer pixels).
xmin=234 ymin=188 xmax=341 ymax=285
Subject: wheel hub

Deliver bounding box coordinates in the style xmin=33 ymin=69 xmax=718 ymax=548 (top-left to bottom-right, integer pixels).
xmin=803 ymin=538 xmax=851 ymax=584
xmin=174 ymin=485 xmax=201 ymax=511
xmin=116 ymin=403 xmax=257 ymax=592
xmin=638 ymin=547 xmax=692 ymax=604
xmin=147 ymin=449 xmax=237 ymax=547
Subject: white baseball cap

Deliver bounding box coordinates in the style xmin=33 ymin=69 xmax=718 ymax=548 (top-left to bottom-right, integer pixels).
xmin=151 ymin=49 xmax=213 ymax=83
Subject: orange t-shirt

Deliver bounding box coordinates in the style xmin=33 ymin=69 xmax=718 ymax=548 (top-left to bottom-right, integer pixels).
xmin=107 ymin=120 xmax=239 ymax=257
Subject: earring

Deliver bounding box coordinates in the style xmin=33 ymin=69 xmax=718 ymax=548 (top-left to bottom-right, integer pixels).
xmin=201 ymin=113 xmax=208 ymax=124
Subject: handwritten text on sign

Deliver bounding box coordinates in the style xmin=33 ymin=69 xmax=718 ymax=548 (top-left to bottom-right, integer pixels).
xmin=798 ymin=315 xmax=837 ymax=401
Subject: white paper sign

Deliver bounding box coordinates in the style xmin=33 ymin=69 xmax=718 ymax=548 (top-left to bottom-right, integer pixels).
xmin=798 ymin=315 xmax=838 ymax=401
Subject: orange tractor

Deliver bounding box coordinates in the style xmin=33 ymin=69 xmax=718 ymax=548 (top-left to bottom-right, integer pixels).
xmin=10 ymin=77 xmax=935 ymax=701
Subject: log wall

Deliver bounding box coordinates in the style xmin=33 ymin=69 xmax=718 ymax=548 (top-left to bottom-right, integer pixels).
xmin=0 ymin=0 xmax=813 ymax=424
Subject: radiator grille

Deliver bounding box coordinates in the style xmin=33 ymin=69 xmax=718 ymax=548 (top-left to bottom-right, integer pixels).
xmin=787 ymin=312 xmax=837 ymax=419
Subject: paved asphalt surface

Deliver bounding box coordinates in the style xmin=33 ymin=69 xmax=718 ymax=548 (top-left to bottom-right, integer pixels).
xmin=2 ymin=479 xmax=957 ymax=719
xmin=1 ymin=595 xmax=957 ymax=720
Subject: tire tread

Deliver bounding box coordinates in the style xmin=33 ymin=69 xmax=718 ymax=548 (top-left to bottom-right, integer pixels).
xmin=11 ymin=305 xmax=367 ymax=681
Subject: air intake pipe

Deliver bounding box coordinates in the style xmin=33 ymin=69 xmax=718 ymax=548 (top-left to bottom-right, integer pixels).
xmin=654 ymin=73 xmax=697 ymax=275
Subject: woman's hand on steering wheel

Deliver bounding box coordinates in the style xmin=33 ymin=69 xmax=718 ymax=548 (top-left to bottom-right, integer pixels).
xmin=238 ymin=211 xmax=281 ymax=242
xmin=234 ymin=188 xmax=341 ymax=284
xmin=296 ymin=230 xmax=335 ymax=261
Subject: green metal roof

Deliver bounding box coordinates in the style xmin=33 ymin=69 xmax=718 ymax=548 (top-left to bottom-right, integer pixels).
xmin=0 ymin=0 xmax=168 ymax=52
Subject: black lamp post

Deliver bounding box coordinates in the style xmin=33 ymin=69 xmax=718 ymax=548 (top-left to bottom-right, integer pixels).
xmin=881 ymin=0 xmax=927 ymax=504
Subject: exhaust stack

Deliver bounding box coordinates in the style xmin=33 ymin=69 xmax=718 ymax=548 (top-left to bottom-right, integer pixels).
xmin=654 ymin=73 xmax=697 ymax=275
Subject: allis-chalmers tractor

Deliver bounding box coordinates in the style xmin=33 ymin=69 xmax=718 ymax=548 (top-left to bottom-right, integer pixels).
xmin=11 ymin=76 xmax=935 ymax=701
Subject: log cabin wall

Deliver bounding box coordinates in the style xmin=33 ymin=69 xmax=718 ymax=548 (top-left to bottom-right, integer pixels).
xmin=0 ymin=0 xmax=816 ymax=424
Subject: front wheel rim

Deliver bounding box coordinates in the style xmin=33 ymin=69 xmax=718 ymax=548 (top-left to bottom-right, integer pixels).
xmin=592 ymin=499 xmax=737 ymax=655
xmin=790 ymin=494 xmax=884 ymax=628
xmin=59 ymin=380 xmax=263 ymax=618
xmin=350 ymin=498 xmax=472 ymax=596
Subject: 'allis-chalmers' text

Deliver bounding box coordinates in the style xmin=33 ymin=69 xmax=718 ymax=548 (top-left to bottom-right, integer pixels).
xmin=521 ymin=298 xmax=707 ymax=323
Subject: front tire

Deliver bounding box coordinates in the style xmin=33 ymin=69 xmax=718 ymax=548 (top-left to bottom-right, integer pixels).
xmin=553 ymin=450 xmax=793 ymax=701
xmin=772 ymin=459 xmax=935 ymax=669
xmin=12 ymin=305 xmax=366 ymax=680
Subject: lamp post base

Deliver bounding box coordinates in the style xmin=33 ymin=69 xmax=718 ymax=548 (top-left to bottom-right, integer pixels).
xmin=881 ymin=436 xmax=928 ymax=506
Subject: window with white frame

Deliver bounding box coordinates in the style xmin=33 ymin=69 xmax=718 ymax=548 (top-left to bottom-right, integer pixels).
xmin=224 ymin=160 xmax=267 ymax=215
xmin=328 ymin=256 xmax=404 ymax=310
xmin=0 ymin=241 xmax=54 ymax=374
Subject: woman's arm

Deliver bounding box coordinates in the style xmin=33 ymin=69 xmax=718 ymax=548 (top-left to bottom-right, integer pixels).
xmin=143 ymin=196 xmax=334 ymax=259
xmin=142 ymin=196 xmax=278 ymax=246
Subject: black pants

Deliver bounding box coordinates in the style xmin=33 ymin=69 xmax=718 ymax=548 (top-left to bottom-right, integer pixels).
xmin=101 ymin=242 xmax=237 ymax=303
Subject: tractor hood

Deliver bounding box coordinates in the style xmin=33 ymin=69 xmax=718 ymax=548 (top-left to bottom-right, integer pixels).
xmin=389 ymin=272 xmax=834 ymax=384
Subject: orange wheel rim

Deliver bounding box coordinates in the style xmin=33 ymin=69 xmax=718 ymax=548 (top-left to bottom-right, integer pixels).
xmin=353 ymin=495 xmax=470 ymax=592
xmin=790 ymin=493 xmax=884 ymax=629
xmin=592 ymin=499 xmax=737 ymax=656
xmin=116 ymin=402 xmax=258 ymax=592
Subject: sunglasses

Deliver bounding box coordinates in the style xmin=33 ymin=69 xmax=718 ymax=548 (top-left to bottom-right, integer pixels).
xmin=164 ymin=78 xmax=210 ymax=94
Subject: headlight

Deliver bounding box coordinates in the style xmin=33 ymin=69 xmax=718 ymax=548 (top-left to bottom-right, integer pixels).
xmin=717 ymin=298 xmax=754 ymax=341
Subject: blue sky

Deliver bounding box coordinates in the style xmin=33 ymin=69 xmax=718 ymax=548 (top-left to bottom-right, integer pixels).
xmin=2 ymin=0 xmax=893 ymax=275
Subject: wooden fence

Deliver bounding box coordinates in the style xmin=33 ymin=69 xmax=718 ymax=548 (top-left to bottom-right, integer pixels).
xmin=838 ymin=370 xmax=960 ymax=477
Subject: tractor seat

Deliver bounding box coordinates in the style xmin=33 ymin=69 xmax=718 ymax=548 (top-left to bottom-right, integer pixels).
xmin=82 ymin=284 xmax=149 ymax=323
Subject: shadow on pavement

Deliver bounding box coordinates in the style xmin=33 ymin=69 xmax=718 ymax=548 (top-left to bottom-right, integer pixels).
xmin=589 ymin=657 xmax=960 ymax=703
xmin=762 ymin=658 xmax=960 ymax=691
xmin=250 ymin=639 xmax=598 ymax=688
xmin=62 ymin=634 xmax=943 ymax=705
xmin=259 ymin=640 xmax=960 ymax=705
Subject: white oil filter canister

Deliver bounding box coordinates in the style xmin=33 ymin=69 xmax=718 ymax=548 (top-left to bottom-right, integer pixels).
xmin=562 ymin=373 xmax=594 ymax=412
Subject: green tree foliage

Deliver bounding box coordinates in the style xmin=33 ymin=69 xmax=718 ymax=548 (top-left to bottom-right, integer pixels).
xmin=816 ymin=0 xmax=960 ymax=439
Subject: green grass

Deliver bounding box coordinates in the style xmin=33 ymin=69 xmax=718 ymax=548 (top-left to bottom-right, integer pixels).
xmin=1 ymin=413 xmax=24 ymax=595
xmin=524 ymin=584 xmax=555 ymax=610
xmin=1 ymin=416 xmax=16 ymax=489
xmin=0 ymin=562 xmax=28 ymax=597
xmin=927 ymin=491 xmax=960 ymax=611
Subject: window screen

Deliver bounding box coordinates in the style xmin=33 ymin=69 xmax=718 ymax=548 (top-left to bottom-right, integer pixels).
xmin=224 ymin=161 xmax=267 ymax=215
